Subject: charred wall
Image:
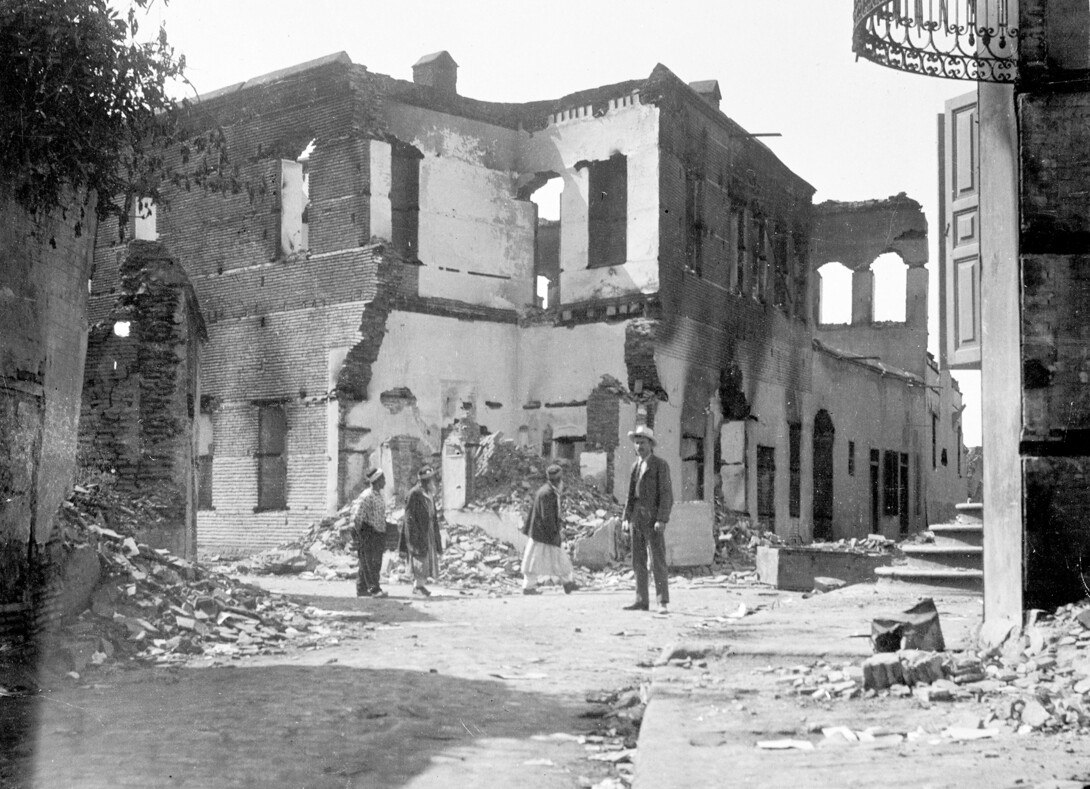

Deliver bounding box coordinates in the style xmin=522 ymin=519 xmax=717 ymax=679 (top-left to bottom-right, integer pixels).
xmin=80 ymin=241 xmax=205 ymax=558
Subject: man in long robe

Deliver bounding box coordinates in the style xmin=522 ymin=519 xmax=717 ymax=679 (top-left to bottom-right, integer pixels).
xmin=520 ymin=464 xmax=577 ymax=595
xmin=400 ymin=465 xmax=442 ymax=597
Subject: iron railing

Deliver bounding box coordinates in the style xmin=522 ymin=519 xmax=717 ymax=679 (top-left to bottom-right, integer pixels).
xmin=853 ymin=0 xmax=1018 ymax=82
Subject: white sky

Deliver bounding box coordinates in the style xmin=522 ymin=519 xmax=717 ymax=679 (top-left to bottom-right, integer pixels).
xmin=148 ymin=0 xmax=981 ymax=445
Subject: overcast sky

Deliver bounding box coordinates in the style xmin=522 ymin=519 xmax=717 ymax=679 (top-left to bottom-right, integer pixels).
xmin=151 ymin=0 xmax=982 ymax=444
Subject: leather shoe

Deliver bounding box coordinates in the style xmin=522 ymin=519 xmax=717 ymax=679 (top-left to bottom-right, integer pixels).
xmin=371 ymin=590 xmax=388 ymax=599
xmin=563 ymin=582 xmax=577 ymax=594
xmin=623 ymin=602 xmax=649 ymax=611
xmin=412 ymin=586 xmax=431 ymax=597
xmin=522 ymin=588 xmax=540 ymax=595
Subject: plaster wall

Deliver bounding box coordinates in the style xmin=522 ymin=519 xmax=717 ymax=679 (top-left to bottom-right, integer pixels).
xmin=519 ymin=100 xmax=661 ymax=303
xmin=515 ymin=321 xmax=629 ymax=456
xmin=384 ymin=103 xmax=535 ymax=309
xmin=341 ymin=309 xmax=522 ymax=469
xmin=811 ymin=352 xmax=933 ymax=540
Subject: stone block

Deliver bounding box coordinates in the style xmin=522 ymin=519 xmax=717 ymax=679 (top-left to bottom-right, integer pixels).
xmin=573 ymin=518 xmax=618 ymax=570
xmin=664 ymin=501 xmax=714 ymax=568
xmin=756 ymin=546 xmax=893 ymax=592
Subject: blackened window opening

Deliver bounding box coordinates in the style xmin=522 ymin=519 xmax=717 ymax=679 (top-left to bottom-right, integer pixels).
xmin=685 ymin=171 xmax=704 ymax=276
xmin=883 ymin=449 xmax=901 ymax=517
xmin=757 ymin=445 xmax=776 ymax=522
xmin=257 ymin=405 xmax=287 ymax=511
xmin=587 ymin=154 xmax=627 ymax=268
xmin=391 ymin=144 xmax=422 ymax=261
xmin=788 ymin=423 xmax=801 ymax=518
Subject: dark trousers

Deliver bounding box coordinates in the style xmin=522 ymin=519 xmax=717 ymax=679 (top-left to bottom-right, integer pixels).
xmin=631 ymin=523 xmax=669 ymax=605
xmin=357 ymin=527 xmax=386 ymax=594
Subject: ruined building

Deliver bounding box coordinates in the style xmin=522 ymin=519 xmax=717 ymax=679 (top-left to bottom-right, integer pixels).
xmin=84 ymin=51 xmax=966 ymax=558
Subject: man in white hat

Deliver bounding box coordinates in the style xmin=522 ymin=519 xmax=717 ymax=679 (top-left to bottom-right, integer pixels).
xmin=350 ymin=467 xmax=390 ymax=598
xmin=622 ymin=425 xmax=673 ymax=613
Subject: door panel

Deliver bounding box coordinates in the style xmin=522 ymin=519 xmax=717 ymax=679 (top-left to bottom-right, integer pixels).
xmin=940 ymin=91 xmax=982 ymax=369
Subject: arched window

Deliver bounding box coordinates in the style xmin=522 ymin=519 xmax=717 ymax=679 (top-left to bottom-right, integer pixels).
xmin=817 ymin=261 xmax=852 ymax=324
xmin=871 ymin=253 xmax=908 ymax=322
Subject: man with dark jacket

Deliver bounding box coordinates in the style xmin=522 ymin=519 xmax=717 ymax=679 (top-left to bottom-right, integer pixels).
xmin=399 ymin=466 xmax=443 ymax=597
xmin=622 ymin=425 xmax=673 ymax=614
xmin=520 ymin=464 xmax=577 ymax=595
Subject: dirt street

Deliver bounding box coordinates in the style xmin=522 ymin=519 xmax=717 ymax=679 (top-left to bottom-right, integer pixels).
xmin=3 ymin=576 xmax=1089 ymax=789
xmin=1 ymin=575 xmax=745 ymax=788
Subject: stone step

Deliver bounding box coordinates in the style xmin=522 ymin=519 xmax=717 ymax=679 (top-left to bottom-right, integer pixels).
xmin=927 ymin=523 xmax=984 ymax=548
xmin=875 ymin=565 xmax=984 ymax=593
xmin=954 ymin=501 xmax=983 ymax=523
xmin=899 ymin=544 xmax=983 ymax=571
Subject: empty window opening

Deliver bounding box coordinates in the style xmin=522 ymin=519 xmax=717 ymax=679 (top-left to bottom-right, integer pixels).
xmin=681 ymin=433 xmax=706 ymax=501
xmin=280 ymin=141 xmax=313 ymax=256
xmin=883 ymin=449 xmax=901 ymax=517
xmin=871 ymin=253 xmax=907 ymax=322
xmin=813 ymin=410 xmax=835 ymax=540
xmin=731 ymin=207 xmax=746 ymax=292
xmin=587 ymin=154 xmax=627 ymax=269
xmin=756 ymin=445 xmax=776 ymax=530
xmin=772 ymin=224 xmax=791 ymax=311
xmin=685 ymin=170 xmax=705 ymax=276
xmin=869 ymin=449 xmax=881 ymax=531
xmin=848 ymin=440 xmax=856 ymax=476
xmin=931 ymin=411 xmax=938 ymax=469
xmin=197 ymin=412 xmax=214 ymax=510
xmin=131 ymin=197 xmax=157 ymax=241
xmin=525 ymin=173 xmax=563 ymax=308
xmin=817 ymin=262 xmax=852 ymax=324
xmin=554 ymin=436 xmax=584 ymax=462
xmin=899 ymin=452 xmax=910 ymax=534
xmin=541 ymin=424 xmax=553 ymax=458
xmin=256 ymin=405 xmax=287 ymax=511
xmin=391 ymin=142 xmax=422 ymax=260
xmin=788 ymin=423 xmax=801 ymax=519
xmin=113 ymin=321 xmax=131 ymax=338
xmin=941 ymin=447 xmax=948 ymax=467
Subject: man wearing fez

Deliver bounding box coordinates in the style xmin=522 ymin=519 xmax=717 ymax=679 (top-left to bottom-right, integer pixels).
xmin=520 ymin=463 xmax=578 ymax=595
xmin=621 ymin=425 xmax=674 ymax=614
xmin=401 ymin=466 xmax=443 ymax=597
xmin=350 ymin=467 xmax=389 ymax=598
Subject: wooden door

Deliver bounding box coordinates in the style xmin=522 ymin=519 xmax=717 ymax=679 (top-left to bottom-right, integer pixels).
xmin=939 ymin=91 xmax=982 ymax=369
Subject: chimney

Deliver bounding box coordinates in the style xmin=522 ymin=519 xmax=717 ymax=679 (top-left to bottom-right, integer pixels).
xmin=413 ymin=51 xmax=458 ymax=95
xmin=688 ymin=80 xmax=722 ymax=111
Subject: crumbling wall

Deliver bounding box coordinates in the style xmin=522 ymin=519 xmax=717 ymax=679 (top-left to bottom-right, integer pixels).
xmin=811 ymin=195 xmax=930 ymax=376
xmin=0 ymin=189 xmax=96 ymax=606
xmin=80 ymin=241 xmax=205 ymax=558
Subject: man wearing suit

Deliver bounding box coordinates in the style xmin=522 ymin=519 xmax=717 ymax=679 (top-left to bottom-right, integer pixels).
xmin=621 ymin=425 xmax=674 ymax=614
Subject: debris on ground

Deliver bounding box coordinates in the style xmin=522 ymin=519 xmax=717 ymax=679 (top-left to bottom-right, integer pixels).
xmin=22 ymin=486 xmax=366 ymax=679
xmin=761 ymin=597 xmax=1090 ymax=736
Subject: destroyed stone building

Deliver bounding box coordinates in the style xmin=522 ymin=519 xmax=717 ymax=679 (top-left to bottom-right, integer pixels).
xmin=84 ymin=51 xmax=966 ymax=559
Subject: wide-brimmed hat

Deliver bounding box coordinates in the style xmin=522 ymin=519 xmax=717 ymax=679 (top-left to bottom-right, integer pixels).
xmin=627 ymin=425 xmax=655 ymax=443
xmin=418 ymin=466 xmax=435 ymax=481
xmin=366 ymin=468 xmax=385 ymax=483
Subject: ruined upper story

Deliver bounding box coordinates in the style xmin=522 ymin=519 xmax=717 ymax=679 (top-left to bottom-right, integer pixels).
xmin=810 ymin=194 xmax=931 ymax=377
xmin=91 ymin=52 xmax=816 ymax=330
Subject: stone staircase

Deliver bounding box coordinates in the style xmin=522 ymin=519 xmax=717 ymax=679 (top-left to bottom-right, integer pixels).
xmin=875 ymin=502 xmax=984 ymax=593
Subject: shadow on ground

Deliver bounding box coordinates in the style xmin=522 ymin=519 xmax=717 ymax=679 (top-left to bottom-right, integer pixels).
xmin=0 ymin=662 xmax=594 ymax=788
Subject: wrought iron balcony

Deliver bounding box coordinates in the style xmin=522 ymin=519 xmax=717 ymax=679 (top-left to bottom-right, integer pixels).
xmin=853 ymin=0 xmax=1018 ymax=82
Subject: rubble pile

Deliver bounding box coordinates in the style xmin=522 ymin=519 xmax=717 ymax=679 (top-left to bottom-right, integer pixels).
xmin=470 ymin=434 xmax=623 ymax=543
xmin=233 ymin=503 xmax=360 ymax=579
xmin=40 ymin=490 xmax=362 ymax=675
xmin=768 ymin=598 xmax=1090 ymax=736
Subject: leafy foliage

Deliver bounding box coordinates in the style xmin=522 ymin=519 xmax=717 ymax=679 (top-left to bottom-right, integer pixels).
xmin=0 ymin=0 xmax=184 ymax=228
